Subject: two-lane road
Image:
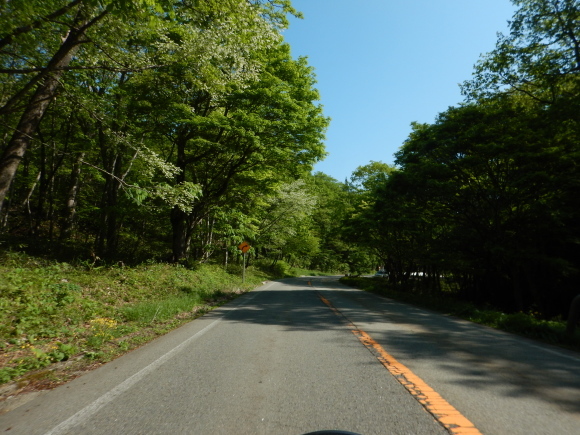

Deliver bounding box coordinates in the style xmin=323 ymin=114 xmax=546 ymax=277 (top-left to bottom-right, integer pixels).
xmin=2 ymin=276 xmax=579 ymax=434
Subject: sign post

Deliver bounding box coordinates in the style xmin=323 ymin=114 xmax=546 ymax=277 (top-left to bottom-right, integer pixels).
xmin=237 ymin=241 xmax=251 ymax=283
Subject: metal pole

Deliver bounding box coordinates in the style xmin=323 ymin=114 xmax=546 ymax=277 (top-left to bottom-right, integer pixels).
xmin=242 ymin=252 xmax=246 ymax=283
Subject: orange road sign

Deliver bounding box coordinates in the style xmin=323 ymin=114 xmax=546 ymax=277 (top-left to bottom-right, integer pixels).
xmin=238 ymin=241 xmax=251 ymax=253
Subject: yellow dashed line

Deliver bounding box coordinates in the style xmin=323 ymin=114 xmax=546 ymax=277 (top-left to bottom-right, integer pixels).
xmin=318 ymin=293 xmax=482 ymax=435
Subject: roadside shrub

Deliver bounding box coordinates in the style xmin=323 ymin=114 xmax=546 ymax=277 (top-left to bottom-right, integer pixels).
xmin=253 ymin=259 xmax=290 ymax=277
xmin=272 ymin=261 xmax=290 ymax=277
xmin=497 ymin=312 xmax=561 ymax=342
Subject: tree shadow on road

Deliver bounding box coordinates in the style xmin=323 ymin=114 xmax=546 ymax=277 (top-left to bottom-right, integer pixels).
xmin=226 ymin=276 xmax=580 ymax=416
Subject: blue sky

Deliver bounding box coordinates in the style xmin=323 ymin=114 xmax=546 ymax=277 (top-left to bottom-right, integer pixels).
xmin=282 ymin=0 xmax=516 ymax=182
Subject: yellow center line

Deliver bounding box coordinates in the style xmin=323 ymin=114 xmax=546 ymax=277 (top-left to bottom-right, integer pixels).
xmin=317 ymin=293 xmax=482 ymax=435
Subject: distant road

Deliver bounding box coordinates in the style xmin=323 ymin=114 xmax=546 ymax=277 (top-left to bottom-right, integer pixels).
xmin=1 ymin=276 xmax=580 ymax=435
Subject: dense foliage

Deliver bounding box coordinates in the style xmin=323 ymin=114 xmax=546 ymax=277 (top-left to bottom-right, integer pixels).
xmin=0 ymin=0 xmax=331 ymax=266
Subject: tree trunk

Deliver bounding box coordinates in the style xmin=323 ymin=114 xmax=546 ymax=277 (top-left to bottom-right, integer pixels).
xmin=0 ymin=5 xmax=109 ymax=218
xmin=566 ymin=294 xmax=580 ymax=336
xmin=60 ymin=152 xmax=85 ymax=241
xmin=170 ymin=136 xmax=189 ymax=262
xmin=511 ymin=265 xmax=525 ymax=312
xmin=171 ymin=206 xmax=189 ymax=262
xmin=95 ymin=150 xmax=122 ymax=259
xmin=22 ymin=171 xmax=41 ymax=230
xmin=0 ymin=22 xmax=85 ymax=216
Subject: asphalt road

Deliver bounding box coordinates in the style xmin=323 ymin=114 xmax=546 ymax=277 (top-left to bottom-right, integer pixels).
xmin=1 ymin=276 xmax=580 ymax=435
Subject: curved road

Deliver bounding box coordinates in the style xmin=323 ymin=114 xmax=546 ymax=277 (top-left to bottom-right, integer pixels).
xmin=1 ymin=276 xmax=580 ymax=434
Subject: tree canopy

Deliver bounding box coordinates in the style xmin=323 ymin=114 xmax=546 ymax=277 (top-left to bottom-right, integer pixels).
xmin=0 ymin=0 xmax=329 ymax=266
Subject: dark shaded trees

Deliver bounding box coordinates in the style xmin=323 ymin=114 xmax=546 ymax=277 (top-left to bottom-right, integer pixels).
xmin=342 ymin=0 xmax=580 ymax=317
xmin=371 ymin=97 xmax=580 ymax=315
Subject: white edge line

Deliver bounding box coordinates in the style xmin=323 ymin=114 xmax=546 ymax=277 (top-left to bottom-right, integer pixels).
xmin=44 ymin=291 xmax=260 ymax=435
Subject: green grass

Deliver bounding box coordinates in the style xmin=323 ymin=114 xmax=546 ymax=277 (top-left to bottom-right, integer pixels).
xmin=340 ymin=276 xmax=580 ymax=352
xmin=122 ymin=295 xmax=203 ymax=323
xmin=0 ymin=251 xmax=273 ymax=386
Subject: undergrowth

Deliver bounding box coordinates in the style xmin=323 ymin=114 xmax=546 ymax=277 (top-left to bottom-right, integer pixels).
xmin=0 ymin=251 xmax=272 ymax=386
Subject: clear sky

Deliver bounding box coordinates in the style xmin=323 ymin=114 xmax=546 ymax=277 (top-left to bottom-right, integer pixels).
xmin=282 ymin=0 xmax=516 ymax=182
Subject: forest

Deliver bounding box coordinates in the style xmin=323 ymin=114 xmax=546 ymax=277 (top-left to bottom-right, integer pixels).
xmin=1 ymin=0 xmax=580 ymax=320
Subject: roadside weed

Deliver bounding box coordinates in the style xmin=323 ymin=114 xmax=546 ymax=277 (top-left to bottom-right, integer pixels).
xmin=0 ymin=253 xmax=269 ymax=386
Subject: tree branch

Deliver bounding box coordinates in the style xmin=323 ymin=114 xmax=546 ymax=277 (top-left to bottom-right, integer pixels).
xmin=0 ymin=0 xmax=84 ymax=51
xmin=0 ymin=64 xmax=167 ymax=74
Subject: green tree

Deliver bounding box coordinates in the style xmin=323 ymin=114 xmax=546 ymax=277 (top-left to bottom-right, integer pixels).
xmin=126 ymin=41 xmax=327 ymax=261
xmin=0 ymin=0 xmax=310 ymax=263
xmin=462 ymin=0 xmax=580 ymax=103
xmin=341 ymin=162 xmax=394 ymax=275
xmin=457 ymin=0 xmax=580 ymax=314
xmin=384 ymin=97 xmax=580 ymax=314
xmin=253 ymin=180 xmax=318 ymax=264
xmin=0 ymin=0 xmax=289 ymax=217
xmin=347 ymin=161 xmax=394 ymax=194
xmin=303 ymin=172 xmax=352 ymax=273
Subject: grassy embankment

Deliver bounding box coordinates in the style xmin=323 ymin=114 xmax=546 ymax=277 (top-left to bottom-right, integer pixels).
xmin=341 ymin=276 xmax=580 ymax=352
xmin=0 ymin=252 xmax=321 ymax=393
